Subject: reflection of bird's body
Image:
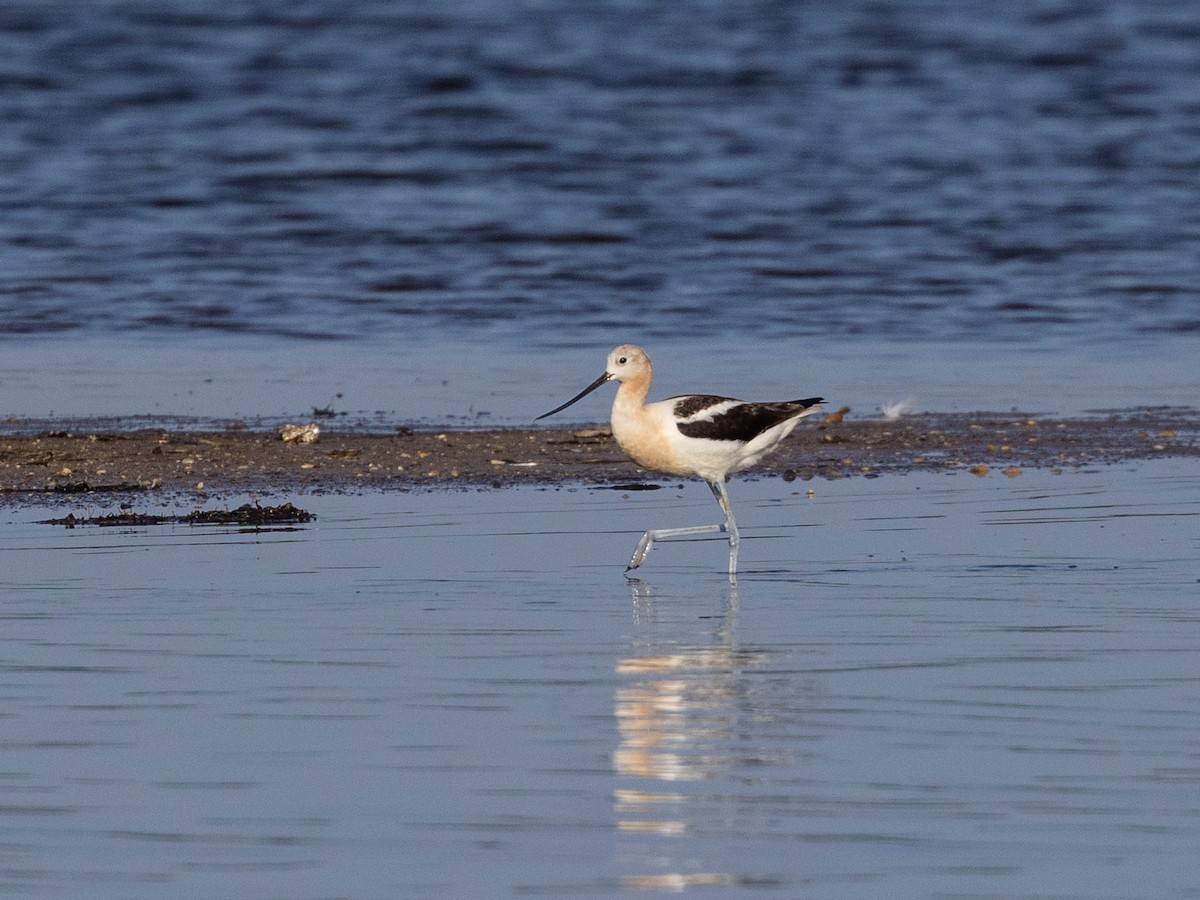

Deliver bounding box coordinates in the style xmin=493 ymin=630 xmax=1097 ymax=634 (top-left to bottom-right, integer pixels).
xmin=537 ymin=344 xmax=823 ymax=575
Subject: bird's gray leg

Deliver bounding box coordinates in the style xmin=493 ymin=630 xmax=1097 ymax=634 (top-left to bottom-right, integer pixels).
xmin=626 ymin=523 xmax=724 ymax=571
xmin=623 ymin=480 xmax=739 ymax=573
xmin=708 ymin=479 xmax=739 ymax=576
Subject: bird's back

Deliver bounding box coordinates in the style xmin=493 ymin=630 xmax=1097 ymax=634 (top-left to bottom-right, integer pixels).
xmin=633 ymin=394 xmax=824 ymax=481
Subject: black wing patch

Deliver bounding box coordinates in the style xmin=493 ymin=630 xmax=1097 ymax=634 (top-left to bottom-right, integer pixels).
xmin=675 ymin=397 xmax=824 ymax=443
xmin=672 ymin=394 xmax=736 ymax=418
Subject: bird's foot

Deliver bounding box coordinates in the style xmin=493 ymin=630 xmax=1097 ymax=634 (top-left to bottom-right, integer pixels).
xmin=626 ymin=531 xmax=654 ymax=571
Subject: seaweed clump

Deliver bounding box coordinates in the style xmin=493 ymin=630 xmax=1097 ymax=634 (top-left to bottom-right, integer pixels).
xmin=41 ymin=503 xmax=315 ymax=528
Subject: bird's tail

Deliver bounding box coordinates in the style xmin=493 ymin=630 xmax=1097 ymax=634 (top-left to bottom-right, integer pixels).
xmin=788 ymin=396 xmax=824 ymax=409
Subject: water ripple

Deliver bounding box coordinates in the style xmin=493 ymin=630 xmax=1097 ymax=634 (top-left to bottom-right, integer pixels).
xmin=2 ymin=1 xmax=1199 ymax=346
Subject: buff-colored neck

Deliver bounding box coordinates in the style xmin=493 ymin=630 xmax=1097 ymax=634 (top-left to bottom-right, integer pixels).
xmin=612 ymin=369 xmax=652 ymax=419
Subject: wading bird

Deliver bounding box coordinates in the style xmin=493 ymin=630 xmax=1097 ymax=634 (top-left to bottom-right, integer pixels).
xmin=537 ymin=345 xmax=822 ymax=576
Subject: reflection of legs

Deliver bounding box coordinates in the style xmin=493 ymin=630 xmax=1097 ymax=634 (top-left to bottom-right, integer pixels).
xmin=624 ymin=479 xmax=739 ymax=574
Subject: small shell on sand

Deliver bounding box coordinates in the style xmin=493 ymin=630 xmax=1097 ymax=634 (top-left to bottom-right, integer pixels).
xmin=279 ymin=423 xmax=320 ymax=444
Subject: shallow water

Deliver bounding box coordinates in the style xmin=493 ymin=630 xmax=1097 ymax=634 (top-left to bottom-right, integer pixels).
xmin=3 ymin=333 xmax=1198 ymax=427
xmin=2 ymin=461 xmax=1198 ymax=898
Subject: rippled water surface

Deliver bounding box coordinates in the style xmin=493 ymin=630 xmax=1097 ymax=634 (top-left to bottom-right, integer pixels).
xmin=3 ymin=0 xmax=1200 ymax=348
xmin=2 ymin=462 xmax=1198 ymax=898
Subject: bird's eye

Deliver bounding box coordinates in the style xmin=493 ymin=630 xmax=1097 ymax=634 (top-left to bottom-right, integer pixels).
xmin=617 ymin=356 xmax=627 ymax=364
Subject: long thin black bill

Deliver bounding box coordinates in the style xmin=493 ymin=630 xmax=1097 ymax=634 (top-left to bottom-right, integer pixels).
xmin=535 ymin=372 xmax=612 ymax=420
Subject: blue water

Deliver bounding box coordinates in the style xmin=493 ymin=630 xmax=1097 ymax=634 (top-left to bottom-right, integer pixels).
xmin=2 ymin=463 xmax=1198 ymax=898
xmin=2 ymin=0 xmax=1199 ymax=351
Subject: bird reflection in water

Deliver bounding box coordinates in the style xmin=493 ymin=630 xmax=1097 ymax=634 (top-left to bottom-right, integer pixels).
xmin=614 ymin=578 xmax=796 ymax=891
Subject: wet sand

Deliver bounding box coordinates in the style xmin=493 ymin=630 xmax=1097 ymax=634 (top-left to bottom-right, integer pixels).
xmin=2 ymin=408 xmax=1196 ymax=506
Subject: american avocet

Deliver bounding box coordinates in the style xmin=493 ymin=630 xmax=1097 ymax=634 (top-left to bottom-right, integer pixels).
xmin=537 ymin=344 xmax=823 ymax=576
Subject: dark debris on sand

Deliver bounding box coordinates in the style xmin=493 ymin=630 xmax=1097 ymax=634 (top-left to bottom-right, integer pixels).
xmin=40 ymin=502 xmax=315 ymax=528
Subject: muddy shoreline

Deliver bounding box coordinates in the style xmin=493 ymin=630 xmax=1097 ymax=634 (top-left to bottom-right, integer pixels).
xmin=2 ymin=409 xmax=1198 ymax=508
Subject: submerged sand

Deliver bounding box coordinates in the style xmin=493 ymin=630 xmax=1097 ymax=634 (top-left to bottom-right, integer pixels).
xmin=2 ymin=408 xmax=1197 ymax=508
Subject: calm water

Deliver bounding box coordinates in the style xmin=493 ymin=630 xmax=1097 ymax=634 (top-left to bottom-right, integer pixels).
xmin=2 ymin=462 xmax=1198 ymax=898
xmin=2 ymin=0 xmax=1199 ymax=350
